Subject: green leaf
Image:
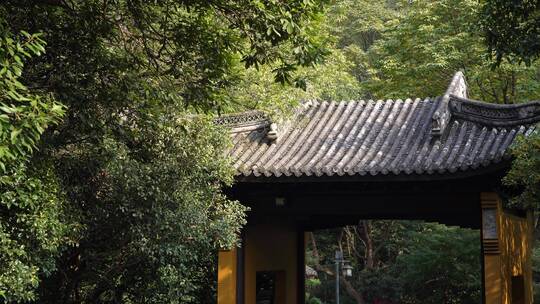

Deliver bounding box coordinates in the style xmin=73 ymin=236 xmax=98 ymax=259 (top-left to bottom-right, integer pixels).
xmin=10 ymin=128 xmax=22 ymax=143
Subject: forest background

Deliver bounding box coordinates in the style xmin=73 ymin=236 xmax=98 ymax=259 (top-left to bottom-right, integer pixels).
xmin=1 ymin=0 xmax=539 ymax=303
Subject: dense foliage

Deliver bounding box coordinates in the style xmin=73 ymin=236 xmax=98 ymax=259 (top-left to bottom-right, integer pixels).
xmin=482 ymin=0 xmax=540 ymax=65
xmin=365 ymin=0 xmax=540 ymax=103
xmin=0 ymin=14 xmax=64 ymax=168
xmin=0 ymin=13 xmax=69 ymax=302
xmin=229 ymin=0 xmax=540 ymax=107
xmin=39 ymin=112 xmax=246 ymax=303
xmin=504 ymin=131 xmax=540 ymax=210
xmin=396 ymin=225 xmax=481 ymax=303
xmin=1 ymin=0 xmax=329 ymax=302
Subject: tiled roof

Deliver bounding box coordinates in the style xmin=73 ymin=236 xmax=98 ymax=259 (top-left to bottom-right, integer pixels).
xmin=220 ymin=73 xmax=540 ymax=178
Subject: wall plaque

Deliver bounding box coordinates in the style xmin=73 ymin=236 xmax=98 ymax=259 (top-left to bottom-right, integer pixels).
xmin=482 ymin=208 xmax=497 ymax=239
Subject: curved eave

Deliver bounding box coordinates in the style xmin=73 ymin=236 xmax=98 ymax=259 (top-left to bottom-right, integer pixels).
xmin=224 ymin=95 xmax=539 ymax=182
xmin=234 ymin=158 xmax=512 ymax=183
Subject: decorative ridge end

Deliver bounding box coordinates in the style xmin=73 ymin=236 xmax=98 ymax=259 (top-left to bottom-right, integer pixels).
xmin=449 ymin=95 xmax=540 ymax=127
xmin=266 ymin=123 xmax=278 ymax=142
xmin=214 ymin=110 xmax=270 ymax=133
xmin=446 ymin=71 xmax=468 ymax=99
xmin=431 ymin=71 xmax=468 ymax=136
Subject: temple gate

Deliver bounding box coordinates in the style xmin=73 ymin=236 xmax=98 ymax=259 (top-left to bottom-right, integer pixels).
xmin=216 ymin=72 xmax=540 ymax=304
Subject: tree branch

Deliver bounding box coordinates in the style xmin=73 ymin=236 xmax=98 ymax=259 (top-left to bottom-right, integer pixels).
xmin=342 ymin=276 xmax=366 ymax=304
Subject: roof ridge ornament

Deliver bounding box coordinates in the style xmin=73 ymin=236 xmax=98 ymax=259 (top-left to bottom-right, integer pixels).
xmin=266 ymin=123 xmax=278 ymax=141
xmin=214 ymin=110 xmax=270 ymax=133
xmin=431 ymin=71 xmax=468 ymax=136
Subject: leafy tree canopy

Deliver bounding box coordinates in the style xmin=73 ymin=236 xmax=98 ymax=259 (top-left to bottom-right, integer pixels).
xmin=0 ymin=10 xmax=69 ymax=302
xmin=1 ymin=0 xmax=330 ymax=302
xmin=395 ymin=224 xmax=481 ymax=304
xmin=0 ymin=10 xmax=64 ymax=169
xmin=481 ymin=0 xmax=540 ymax=65
xmin=504 ymin=131 xmax=540 ymax=210
xmin=306 ymin=222 xmax=481 ymax=304
xmin=367 ymin=0 xmax=540 ymax=103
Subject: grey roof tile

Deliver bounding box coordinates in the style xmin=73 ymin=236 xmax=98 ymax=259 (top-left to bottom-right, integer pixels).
xmin=221 ymin=95 xmax=539 ymax=178
xmin=218 ymin=72 xmax=540 ymax=179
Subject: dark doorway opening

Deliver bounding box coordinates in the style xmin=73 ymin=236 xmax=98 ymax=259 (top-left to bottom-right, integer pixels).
xmin=512 ymin=275 xmax=525 ymax=304
xmin=256 ymin=271 xmax=286 ymax=304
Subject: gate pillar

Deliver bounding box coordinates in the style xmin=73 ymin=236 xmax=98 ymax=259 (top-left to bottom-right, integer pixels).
xmin=243 ymin=222 xmax=299 ymax=304
xmin=481 ymin=193 xmax=534 ymax=304
xmin=218 ymin=248 xmax=237 ymax=304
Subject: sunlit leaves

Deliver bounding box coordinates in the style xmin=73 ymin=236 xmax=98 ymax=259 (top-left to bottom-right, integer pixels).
xmin=0 ymin=162 xmax=73 ymax=303
xmin=366 ymin=0 xmax=540 ymax=104
xmin=0 ymin=9 xmax=70 ymax=302
xmin=0 ymin=13 xmax=64 ymax=171
xmin=59 ymin=106 xmax=247 ymax=302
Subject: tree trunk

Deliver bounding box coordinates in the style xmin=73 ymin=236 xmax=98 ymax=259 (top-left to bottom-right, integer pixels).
xmin=359 ymin=220 xmax=375 ymax=269
xmin=342 ymin=276 xmax=366 ymax=304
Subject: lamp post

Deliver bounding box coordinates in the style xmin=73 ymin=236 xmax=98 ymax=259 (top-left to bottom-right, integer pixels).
xmin=335 ymin=251 xmax=342 ymax=304
xmin=334 ymin=251 xmax=353 ymax=304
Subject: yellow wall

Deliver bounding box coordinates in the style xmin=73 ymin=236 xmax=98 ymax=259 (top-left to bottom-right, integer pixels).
xmin=485 ymin=253 xmax=503 ymax=303
xmin=482 ymin=193 xmax=534 ymax=304
xmin=498 ymin=210 xmax=534 ymax=304
xmin=218 ymin=248 xmax=237 ymax=304
xmin=244 ymin=220 xmax=298 ymax=304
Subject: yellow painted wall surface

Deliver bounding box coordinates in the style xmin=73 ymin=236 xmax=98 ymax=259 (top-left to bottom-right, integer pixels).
xmin=244 ymin=220 xmax=298 ymax=304
xmin=218 ymin=249 xmax=237 ymax=304
xmin=485 ymin=254 xmax=503 ymax=303
xmin=498 ymin=210 xmax=534 ymax=304
xmin=482 ymin=193 xmax=534 ymax=304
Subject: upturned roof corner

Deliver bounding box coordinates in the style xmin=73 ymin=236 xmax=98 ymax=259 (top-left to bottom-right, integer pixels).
xmin=431 ymin=71 xmax=468 ymax=136
xmin=449 ymin=95 xmax=540 ymax=127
